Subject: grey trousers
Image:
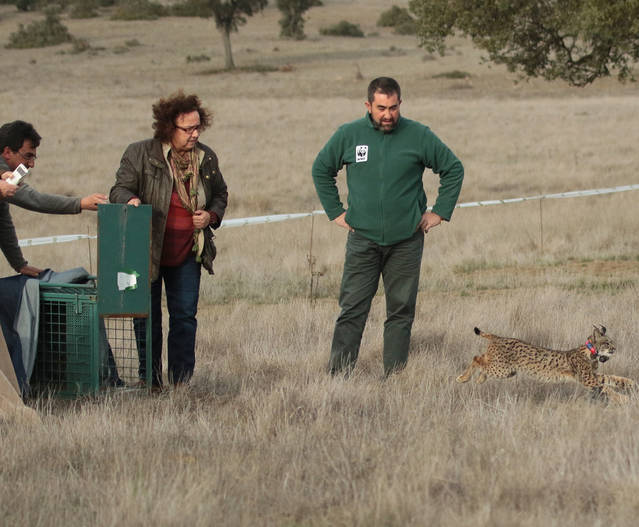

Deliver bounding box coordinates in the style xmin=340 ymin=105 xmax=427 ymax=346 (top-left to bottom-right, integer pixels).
xmin=329 ymin=229 xmax=424 ymax=376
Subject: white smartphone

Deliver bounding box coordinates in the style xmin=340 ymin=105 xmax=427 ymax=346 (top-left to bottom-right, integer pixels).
xmin=6 ymin=163 xmax=29 ymax=185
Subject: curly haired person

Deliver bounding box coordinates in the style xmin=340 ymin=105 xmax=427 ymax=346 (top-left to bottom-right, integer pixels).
xmin=110 ymin=92 xmax=228 ymax=389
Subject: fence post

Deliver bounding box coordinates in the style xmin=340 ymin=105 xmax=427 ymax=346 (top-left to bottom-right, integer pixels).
xmin=306 ymin=213 xmax=325 ymax=304
xmin=308 ymin=214 xmax=316 ymax=302
xmin=539 ymin=198 xmax=544 ymax=253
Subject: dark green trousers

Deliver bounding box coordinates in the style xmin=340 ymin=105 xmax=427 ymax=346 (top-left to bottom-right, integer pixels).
xmin=329 ymin=229 xmax=424 ymax=376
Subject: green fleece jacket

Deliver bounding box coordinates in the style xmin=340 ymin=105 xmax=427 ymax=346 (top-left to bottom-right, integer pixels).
xmin=312 ymin=114 xmax=464 ymax=246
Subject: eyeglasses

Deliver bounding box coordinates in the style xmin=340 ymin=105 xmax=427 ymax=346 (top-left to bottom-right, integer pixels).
xmin=17 ymin=151 xmax=37 ymax=162
xmin=174 ymin=124 xmax=202 ymax=135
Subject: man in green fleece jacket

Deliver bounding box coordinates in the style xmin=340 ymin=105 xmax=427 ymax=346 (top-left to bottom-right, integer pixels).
xmin=312 ymin=77 xmax=464 ymax=377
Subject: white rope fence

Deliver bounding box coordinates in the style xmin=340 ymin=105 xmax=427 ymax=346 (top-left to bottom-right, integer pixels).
xmin=455 ymin=183 xmax=639 ymax=209
xmin=17 ymin=183 xmax=639 ymax=247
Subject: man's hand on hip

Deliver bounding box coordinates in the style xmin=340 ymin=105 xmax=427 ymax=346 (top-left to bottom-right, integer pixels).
xmin=333 ymin=211 xmax=354 ymax=232
xmin=418 ymin=211 xmax=442 ymax=233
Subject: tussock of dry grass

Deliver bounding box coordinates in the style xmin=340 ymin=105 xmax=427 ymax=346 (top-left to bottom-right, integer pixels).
xmin=2 ymin=1 xmax=639 ymax=525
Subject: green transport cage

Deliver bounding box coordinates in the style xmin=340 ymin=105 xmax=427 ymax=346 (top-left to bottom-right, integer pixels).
xmin=30 ymin=204 xmax=153 ymax=398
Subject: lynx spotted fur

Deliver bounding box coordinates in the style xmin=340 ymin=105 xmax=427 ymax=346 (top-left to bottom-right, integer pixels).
xmin=457 ymin=325 xmax=635 ymax=403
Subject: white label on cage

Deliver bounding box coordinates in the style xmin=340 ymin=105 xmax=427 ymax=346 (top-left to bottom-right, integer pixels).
xmin=117 ymin=271 xmax=138 ymax=291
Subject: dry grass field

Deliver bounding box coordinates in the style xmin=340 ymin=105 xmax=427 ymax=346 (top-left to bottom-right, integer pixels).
xmin=2 ymin=1 xmax=639 ymax=525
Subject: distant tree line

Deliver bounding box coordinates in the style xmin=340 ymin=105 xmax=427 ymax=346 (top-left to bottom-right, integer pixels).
xmin=3 ymin=0 xmax=638 ymax=86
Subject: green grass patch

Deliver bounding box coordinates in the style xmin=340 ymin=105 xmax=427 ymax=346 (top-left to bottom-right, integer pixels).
xmin=561 ymin=279 xmax=635 ymax=293
xmin=198 ymin=64 xmax=279 ymax=75
xmin=453 ymin=259 xmax=505 ymax=274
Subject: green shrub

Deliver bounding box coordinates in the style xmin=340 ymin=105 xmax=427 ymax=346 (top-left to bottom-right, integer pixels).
xmin=15 ymin=0 xmax=38 ymax=11
xmin=6 ymin=11 xmax=73 ymax=48
xmin=377 ymin=5 xmax=417 ymax=35
xmin=57 ymin=37 xmax=105 ymax=55
xmin=111 ymin=0 xmax=167 ymax=20
xmin=171 ymin=0 xmax=211 ymax=17
xmin=0 ymin=0 xmax=52 ymax=7
xmin=45 ymin=0 xmax=74 ymax=9
xmin=377 ymin=5 xmax=410 ymax=27
xmin=186 ymin=54 xmax=211 ymax=63
xmin=70 ymin=0 xmax=99 ymax=18
xmin=319 ymin=20 xmax=364 ymax=37
xmin=432 ymin=70 xmax=471 ymax=79
xmin=69 ymin=38 xmax=90 ymax=53
xmin=393 ymin=19 xmax=417 ymax=35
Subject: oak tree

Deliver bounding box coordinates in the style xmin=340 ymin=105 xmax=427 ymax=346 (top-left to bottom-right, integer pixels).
xmin=409 ymin=0 xmax=639 ymax=86
xmin=177 ymin=0 xmax=268 ymax=69
xmin=276 ymin=0 xmax=322 ymax=40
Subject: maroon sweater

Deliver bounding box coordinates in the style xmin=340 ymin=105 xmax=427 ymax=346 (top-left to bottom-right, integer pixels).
xmin=161 ymin=188 xmax=194 ymax=266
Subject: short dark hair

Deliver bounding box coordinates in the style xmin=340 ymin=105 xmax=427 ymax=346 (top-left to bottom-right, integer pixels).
xmin=0 ymin=120 xmax=42 ymax=151
xmin=152 ymin=91 xmax=212 ymax=143
xmin=367 ymin=77 xmax=401 ymax=103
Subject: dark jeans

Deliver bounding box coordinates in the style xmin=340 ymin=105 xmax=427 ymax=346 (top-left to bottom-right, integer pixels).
xmin=329 ymin=229 xmax=424 ymax=376
xmin=134 ymin=254 xmax=201 ymax=386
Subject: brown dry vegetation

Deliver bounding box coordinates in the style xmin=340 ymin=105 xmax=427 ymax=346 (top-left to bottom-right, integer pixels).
xmin=1 ymin=1 xmax=639 ymax=525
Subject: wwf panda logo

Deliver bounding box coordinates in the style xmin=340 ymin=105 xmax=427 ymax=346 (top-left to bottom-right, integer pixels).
xmin=355 ymin=145 xmax=368 ymax=163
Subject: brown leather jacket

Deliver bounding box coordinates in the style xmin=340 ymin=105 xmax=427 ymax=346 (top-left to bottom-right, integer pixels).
xmin=109 ymin=138 xmax=228 ymax=281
